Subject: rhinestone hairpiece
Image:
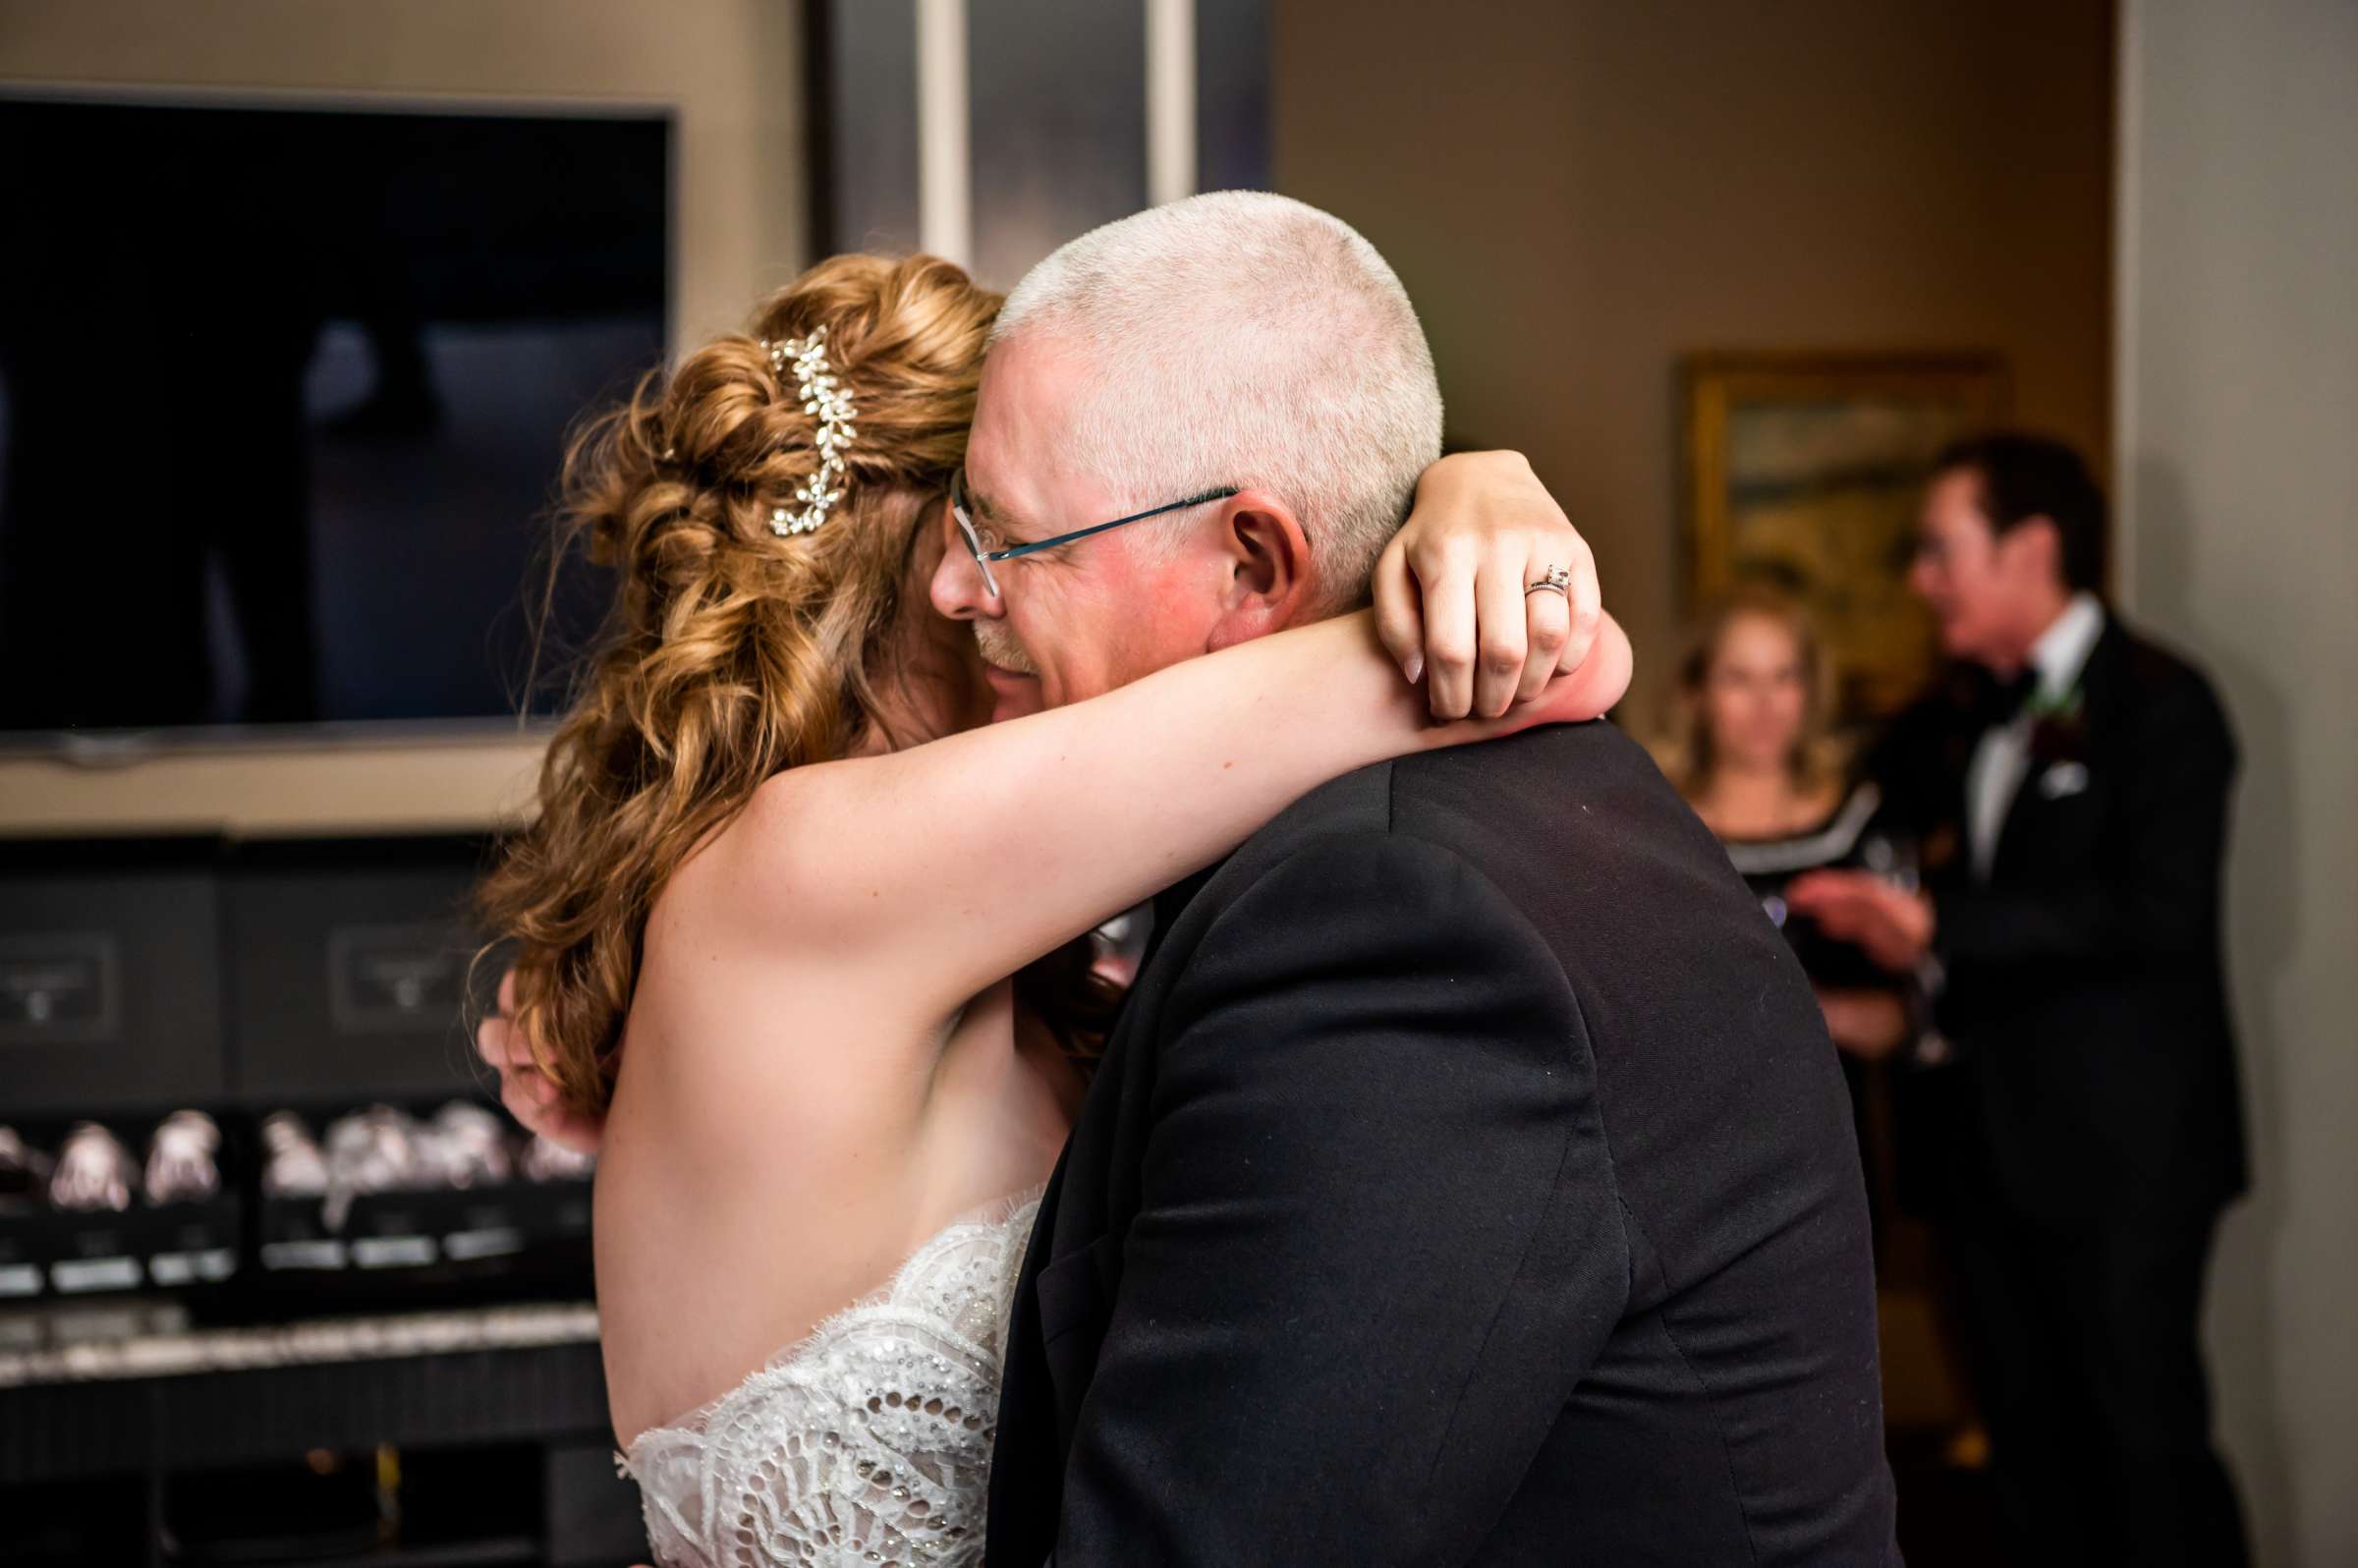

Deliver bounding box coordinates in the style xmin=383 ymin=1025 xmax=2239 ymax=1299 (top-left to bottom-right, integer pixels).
xmin=760 ymin=324 xmax=858 ymax=536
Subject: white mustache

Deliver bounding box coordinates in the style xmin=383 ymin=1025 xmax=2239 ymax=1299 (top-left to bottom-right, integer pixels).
xmin=974 ymin=624 xmax=1039 ymax=676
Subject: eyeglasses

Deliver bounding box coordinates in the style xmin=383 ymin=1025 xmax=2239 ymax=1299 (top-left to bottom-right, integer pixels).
xmin=948 ymin=471 xmax=1240 ymax=599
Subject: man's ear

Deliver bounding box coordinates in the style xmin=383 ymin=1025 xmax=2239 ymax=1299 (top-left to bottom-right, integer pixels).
xmin=1205 ymin=490 xmax=1314 ymax=651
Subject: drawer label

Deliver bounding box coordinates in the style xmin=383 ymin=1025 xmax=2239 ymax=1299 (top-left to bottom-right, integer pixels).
xmin=0 ymin=933 xmax=120 ymax=1044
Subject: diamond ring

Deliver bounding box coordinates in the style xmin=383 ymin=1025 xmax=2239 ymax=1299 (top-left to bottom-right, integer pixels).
xmin=1526 ymin=565 xmax=1573 ymax=597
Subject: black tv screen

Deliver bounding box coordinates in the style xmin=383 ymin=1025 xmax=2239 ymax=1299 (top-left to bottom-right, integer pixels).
xmin=0 ymin=95 xmax=670 ymax=737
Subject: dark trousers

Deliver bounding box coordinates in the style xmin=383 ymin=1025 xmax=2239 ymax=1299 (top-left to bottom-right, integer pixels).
xmin=1941 ymin=1204 xmax=2249 ymax=1568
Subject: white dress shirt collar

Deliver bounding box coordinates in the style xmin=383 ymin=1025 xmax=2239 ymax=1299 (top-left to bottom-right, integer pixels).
xmin=1964 ymin=591 xmax=2105 ymax=882
xmin=2027 ymin=590 xmax=2105 ymax=702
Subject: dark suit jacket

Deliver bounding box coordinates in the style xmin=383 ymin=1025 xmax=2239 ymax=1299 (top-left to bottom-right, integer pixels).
xmin=1873 ymin=613 xmax=2248 ymax=1224
xmin=986 ymin=722 xmax=1899 ymax=1566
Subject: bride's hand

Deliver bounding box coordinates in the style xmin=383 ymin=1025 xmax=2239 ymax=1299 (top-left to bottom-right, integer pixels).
xmin=477 ymin=969 xmax=606 ymax=1155
xmin=1374 ymin=450 xmax=1604 ymax=719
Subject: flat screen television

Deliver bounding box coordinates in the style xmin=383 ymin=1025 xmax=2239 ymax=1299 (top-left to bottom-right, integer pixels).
xmin=0 ymin=92 xmax=671 ymax=744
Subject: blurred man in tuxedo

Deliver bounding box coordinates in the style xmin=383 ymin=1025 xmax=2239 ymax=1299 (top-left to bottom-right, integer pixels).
xmin=1787 ymin=431 xmax=2248 ymax=1567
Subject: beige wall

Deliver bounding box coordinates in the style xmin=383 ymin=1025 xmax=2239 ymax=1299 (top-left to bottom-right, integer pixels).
xmin=2117 ymin=3 xmax=2358 ymax=1563
xmin=0 ymin=0 xmax=806 ymax=835
xmin=1268 ymin=0 xmax=2114 ymax=726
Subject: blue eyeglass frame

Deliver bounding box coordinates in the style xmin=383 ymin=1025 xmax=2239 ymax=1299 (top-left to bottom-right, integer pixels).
xmin=949 ymin=471 xmax=1240 ymax=597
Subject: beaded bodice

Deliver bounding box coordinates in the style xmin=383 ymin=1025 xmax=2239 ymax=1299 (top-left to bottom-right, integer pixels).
xmin=621 ymin=1190 xmax=1041 ymax=1567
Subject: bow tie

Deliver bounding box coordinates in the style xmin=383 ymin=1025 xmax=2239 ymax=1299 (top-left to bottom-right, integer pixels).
xmin=1971 ymin=666 xmax=2040 ymax=726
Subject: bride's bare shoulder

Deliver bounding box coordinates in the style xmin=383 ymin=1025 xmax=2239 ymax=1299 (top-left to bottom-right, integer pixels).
xmin=621 ymin=867 xmax=916 ymax=1152
xmin=646 ymin=801 xmax=851 ymax=1002
xmin=675 ymin=759 xmax=883 ymax=940
xmin=632 ymin=766 xmax=952 ymax=1080
xmin=651 ymin=763 xmax=853 ymax=946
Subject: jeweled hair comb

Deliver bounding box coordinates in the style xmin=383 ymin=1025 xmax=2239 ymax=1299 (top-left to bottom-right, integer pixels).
xmin=760 ymin=324 xmax=859 ymax=536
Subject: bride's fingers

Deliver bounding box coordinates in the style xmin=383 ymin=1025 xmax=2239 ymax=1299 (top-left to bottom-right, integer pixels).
xmin=1472 ymin=547 xmax=1532 ymax=719
xmin=1413 ymin=537 xmax=1480 ymax=719
xmin=476 ymin=1010 xmax=518 ymax=1071
xmin=502 ymin=1066 xmax=556 ymax=1115
xmin=1370 ymin=534 xmax=1426 ymax=686
xmin=538 ymin=1100 xmax=606 ymax=1157
xmin=499 ymin=1073 xmax=554 ymax=1140
xmin=500 ymin=1062 xmax=606 ymax=1154
xmin=1517 ymin=571 xmax=1572 ymax=707
xmin=1552 ymin=535 xmax=1602 ymax=676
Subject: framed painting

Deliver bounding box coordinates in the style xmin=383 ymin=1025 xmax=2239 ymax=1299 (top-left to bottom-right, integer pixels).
xmin=1682 ymin=354 xmax=2008 ymax=718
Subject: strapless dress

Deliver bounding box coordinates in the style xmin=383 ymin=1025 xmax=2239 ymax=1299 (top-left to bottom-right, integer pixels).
xmin=621 ymin=1188 xmax=1042 ymax=1567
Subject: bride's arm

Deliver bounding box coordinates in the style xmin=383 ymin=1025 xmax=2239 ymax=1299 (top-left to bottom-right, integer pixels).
xmin=478 ymin=449 xmax=1620 ymax=1134
xmin=729 ymin=606 xmax=1631 ymax=1019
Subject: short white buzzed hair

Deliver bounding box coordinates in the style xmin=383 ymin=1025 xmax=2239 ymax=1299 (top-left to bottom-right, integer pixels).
xmin=991 ymin=192 xmax=1442 ymax=613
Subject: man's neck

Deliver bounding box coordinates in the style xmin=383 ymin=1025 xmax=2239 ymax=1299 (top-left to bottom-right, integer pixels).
xmin=1712 ymin=760 xmax=1791 ymax=797
xmin=1699 ymin=762 xmax=1819 ymax=836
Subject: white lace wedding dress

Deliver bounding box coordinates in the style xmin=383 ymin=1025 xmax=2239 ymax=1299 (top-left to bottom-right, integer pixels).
xmin=621 ymin=1189 xmax=1042 ymax=1567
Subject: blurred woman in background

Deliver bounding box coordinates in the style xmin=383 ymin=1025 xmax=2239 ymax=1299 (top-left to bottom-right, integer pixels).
xmin=1661 ymin=588 xmax=1918 ymax=1066
xmin=1667 ymin=587 xmax=1993 ymax=1476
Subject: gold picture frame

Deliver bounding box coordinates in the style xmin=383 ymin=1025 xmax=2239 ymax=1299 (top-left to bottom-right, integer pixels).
xmin=1682 ymin=353 xmax=2009 ymax=718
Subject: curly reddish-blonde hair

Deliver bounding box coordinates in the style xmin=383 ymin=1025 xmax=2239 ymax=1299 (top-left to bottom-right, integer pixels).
xmin=477 ymin=253 xmax=1001 ymax=1115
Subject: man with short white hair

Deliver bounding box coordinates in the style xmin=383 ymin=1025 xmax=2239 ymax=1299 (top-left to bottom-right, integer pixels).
xmin=987 ymin=191 xmax=1443 ymax=616
xmin=941 ymin=191 xmax=1575 ymax=722
xmin=955 ymin=193 xmax=1898 ymax=1566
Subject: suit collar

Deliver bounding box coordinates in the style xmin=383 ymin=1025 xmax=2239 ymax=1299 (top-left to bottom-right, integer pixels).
xmin=2075 ymin=611 xmax=2129 ymax=711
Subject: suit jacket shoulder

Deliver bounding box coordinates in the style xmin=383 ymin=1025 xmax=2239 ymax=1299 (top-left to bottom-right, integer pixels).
xmin=1210 ymin=718 xmax=1741 ymax=924
xmin=2096 ymin=617 xmax=2236 ymax=765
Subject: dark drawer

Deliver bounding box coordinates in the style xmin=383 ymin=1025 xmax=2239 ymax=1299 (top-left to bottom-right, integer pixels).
xmin=0 ymin=838 xmax=227 ymax=1116
xmin=224 ymin=837 xmax=493 ymax=1102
